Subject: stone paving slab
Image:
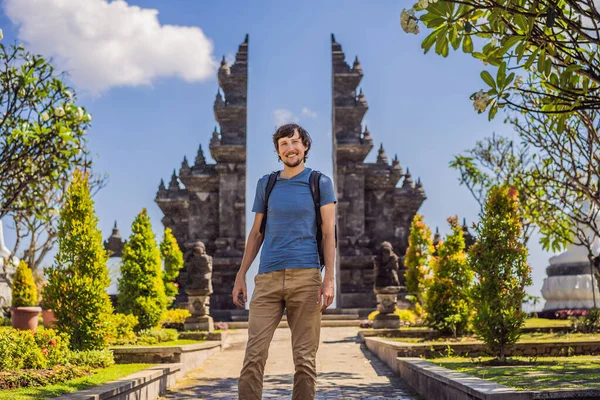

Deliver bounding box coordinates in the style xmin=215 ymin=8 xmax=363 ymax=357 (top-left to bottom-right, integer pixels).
xmin=162 ymin=327 xmax=417 ymax=399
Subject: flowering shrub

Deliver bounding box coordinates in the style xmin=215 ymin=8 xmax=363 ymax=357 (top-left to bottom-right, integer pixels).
xmin=135 ymin=328 xmax=178 ymax=345
xmin=0 ymin=328 xmax=71 ymax=371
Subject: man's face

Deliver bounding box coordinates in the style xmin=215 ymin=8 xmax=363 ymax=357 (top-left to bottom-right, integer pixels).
xmin=277 ymin=130 xmax=307 ymax=167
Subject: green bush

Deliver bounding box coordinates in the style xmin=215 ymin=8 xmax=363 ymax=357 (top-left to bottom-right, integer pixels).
xmin=136 ymin=328 xmax=178 ymax=345
xmin=44 ymin=170 xmax=115 ymax=351
xmin=571 ymin=309 xmax=600 ymax=333
xmin=405 ymin=214 xmax=434 ymax=305
xmin=160 ymin=227 xmax=184 ymax=302
xmin=69 ymin=349 xmax=114 ymax=368
xmin=108 ymin=313 xmax=138 ymax=345
xmin=160 ymin=309 xmax=191 ymax=326
xmin=118 ymin=209 xmax=168 ymax=331
xmin=0 ymin=365 xmax=91 ymax=390
xmin=425 ymin=216 xmax=474 ymax=337
xmin=0 ymin=328 xmax=71 ymax=371
xmin=470 ymin=186 xmax=531 ymax=361
xmin=12 ymin=260 xmax=38 ymax=307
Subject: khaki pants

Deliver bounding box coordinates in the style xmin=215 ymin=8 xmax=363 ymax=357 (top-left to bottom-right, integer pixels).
xmin=238 ymin=268 xmax=322 ymax=400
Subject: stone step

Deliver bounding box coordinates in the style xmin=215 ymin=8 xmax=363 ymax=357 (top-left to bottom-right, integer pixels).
xmin=226 ymin=319 xmax=363 ymax=329
xmin=230 ymin=313 xmax=360 ymax=322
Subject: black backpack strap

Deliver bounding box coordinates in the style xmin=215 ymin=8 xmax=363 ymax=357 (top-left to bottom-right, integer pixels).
xmin=309 ymin=171 xmax=325 ymax=269
xmin=259 ymin=171 xmax=280 ymax=234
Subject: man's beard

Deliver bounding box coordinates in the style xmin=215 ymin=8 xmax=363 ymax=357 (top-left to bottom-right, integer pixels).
xmin=281 ymin=155 xmax=303 ymax=167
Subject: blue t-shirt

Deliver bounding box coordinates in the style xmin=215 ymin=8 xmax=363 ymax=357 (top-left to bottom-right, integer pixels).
xmin=252 ymin=167 xmax=337 ymax=274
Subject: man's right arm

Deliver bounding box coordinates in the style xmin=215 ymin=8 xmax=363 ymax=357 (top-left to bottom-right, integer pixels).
xmin=232 ymin=212 xmax=264 ymax=308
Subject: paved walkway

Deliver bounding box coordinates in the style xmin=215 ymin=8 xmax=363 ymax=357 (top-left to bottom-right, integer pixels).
xmin=162 ymin=326 xmax=417 ymax=399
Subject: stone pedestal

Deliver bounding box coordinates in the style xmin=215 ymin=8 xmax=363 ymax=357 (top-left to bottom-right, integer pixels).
xmin=376 ymin=293 xmax=398 ymax=314
xmin=184 ymin=315 xmax=214 ymax=332
xmin=373 ymin=313 xmax=401 ymax=329
xmin=183 ymin=295 xmax=213 ymax=331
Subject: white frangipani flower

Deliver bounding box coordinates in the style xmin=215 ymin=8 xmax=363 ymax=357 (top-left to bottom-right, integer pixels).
xmin=417 ymin=0 xmax=428 ymax=9
xmin=86 ymin=113 xmax=92 ymax=121
xmin=473 ymin=90 xmax=490 ymax=113
xmin=54 ymin=106 xmax=65 ymax=117
xmin=0 ymin=29 xmax=3 ymax=41
xmin=41 ymin=111 xmax=49 ymax=121
xmin=401 ymin=8 xmax=420 ymax=34
xmin=76 ymin=107 xmax=84 ymax=120
xmin=65 ymin=90 xmax=72 ymax=99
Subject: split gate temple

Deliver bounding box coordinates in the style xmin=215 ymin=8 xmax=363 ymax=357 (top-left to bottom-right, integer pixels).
xmin=155 ymin=34 xmax=426 ymax=320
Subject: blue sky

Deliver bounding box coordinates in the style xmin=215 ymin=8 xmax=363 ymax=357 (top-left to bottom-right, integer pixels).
xmin=0 ymin=0 xmax=552 ymax=305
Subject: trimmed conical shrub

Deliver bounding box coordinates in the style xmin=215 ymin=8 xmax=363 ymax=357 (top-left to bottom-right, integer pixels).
xmin=118 ymin=209 xmax=168 ymax=331
xmin=425 ymin=216 xmax=474 ymax=337
xmin=160 ymin=227 xmax=184 ymax=302
xmin=12 ymin=260 xmax=38 ymax=307
xmin=44 ymin=169 xmax=114 ymax=350
xmin=470 ymin=186 xmax=531 ymax=361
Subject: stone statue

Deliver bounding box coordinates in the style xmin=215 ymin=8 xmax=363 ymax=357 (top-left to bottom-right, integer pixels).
xmin=372 ymin=241 xmax=402 ymax=329
xmin=185 ymin=241 xmax=213 ymax=296
xmin=182 ymin=241 xmax=214 ymax=331
xmin=373 ymin=241 xmax=400 ymax=294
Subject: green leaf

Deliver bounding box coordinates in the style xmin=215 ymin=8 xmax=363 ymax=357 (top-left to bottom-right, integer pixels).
xmin=481 ymin=70 xmax=496 ymax=89
xmin=462 ymin=35 xmax=473 ymax=53
xmin=422 ymin=29 xmax=440 ymax=53
xmin=497 ymin=62 xmax=507 ymax=87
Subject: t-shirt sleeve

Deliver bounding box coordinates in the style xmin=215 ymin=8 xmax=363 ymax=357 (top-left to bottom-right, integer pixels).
xmin=319 ymin=174 xmax=337 ymax=206
xmin=252 ymin=177 xmax=266 ymax=213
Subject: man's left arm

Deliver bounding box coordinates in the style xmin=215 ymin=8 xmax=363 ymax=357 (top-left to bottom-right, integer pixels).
xmin=319 ymin=202 xmax=336 ymax=312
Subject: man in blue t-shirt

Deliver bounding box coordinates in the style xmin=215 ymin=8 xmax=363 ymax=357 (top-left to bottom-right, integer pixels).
xmin=233 ymin=123 xmax=337 ymax=400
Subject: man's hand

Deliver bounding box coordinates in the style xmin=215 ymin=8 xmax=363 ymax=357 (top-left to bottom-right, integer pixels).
xmin=232 ymin=273 xmax=247 ymax=309
xmin=318 ymin=273 xmax=335 ymax=313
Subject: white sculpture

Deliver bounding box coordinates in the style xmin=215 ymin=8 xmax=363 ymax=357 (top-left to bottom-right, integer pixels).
xmin=541 ymin=200 xmax=600 ymax=311
xmin=0 ymin=220 xmax=19 ymax=307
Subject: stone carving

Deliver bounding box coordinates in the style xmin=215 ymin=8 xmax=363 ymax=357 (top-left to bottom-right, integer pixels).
xmin=156 ymin=35 xmax=248 ymax=320
xmin=331 ymin=34 xmax=425 ymax=308
xmin=185 ymin=241 xmax=214 ymax=298
xmin=182 ymin=241 xmax=215 ymax=331
xmin=373 ymin=242 xmax=400 ymax=294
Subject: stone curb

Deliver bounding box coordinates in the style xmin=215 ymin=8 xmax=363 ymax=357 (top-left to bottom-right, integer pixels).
xmin=364 ymin=336 xmax=600 ymax=400
xmin=361 ymin=335 xmax=600 ymax=358
xmin=53 ymin=364 xmax=181 ymax=400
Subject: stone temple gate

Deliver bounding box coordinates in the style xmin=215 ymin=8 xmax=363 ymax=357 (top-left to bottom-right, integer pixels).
xmin=154 ymin=34 xmax=425 ymax=320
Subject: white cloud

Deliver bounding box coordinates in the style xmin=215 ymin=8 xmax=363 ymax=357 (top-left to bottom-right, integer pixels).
xmin=273 ymin=109 xmax=299 ymax=127
xmin=225 ymin=52 xmax=235 ymax=66
xmin=301 ymin=106 xmax=318 ymax=118
xmin=4 ymin=0 xmax=218 ymax=94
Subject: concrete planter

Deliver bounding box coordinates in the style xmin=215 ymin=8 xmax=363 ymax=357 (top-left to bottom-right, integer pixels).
xmin=10 ymin=306 xmax=41 ymax=330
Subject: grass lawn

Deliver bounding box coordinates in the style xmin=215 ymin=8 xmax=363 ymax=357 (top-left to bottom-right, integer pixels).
xmin=524 ymin=318 xmax=571 ymax=329
xmin=0 ymin=364 xmax=152 ymax=400
xmin=112 ymin=339 xmax=205 ymax=348
xmin=392 ymin=332 xmax=600 ymax=344
xmin=430 ymin=356 xmax=600 ymax=390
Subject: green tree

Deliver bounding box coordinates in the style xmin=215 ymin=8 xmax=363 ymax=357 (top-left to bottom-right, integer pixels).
xmin=118 ymin=209 xmax=168 ymax=331
xmin=160 ymin=227 xmax=184 ymax=303
xmin=425 ymin=216 xmax=474 ymax=337
xmin=0 ymin=42 xmax=94 ymax=283
xmin=470 ymin=186 xmax=531 ymax=361
xmin=405 ymin=214 xmax=434 ymax=305
xmin=402 ymin=0 xmax=600 ymax=297
xmin=11 ymin=260 xmax=37 ymax=307
xmin=44 ymin=170 xmax=114 ymax=350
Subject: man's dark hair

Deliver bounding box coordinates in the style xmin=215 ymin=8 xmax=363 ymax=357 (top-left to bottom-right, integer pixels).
xmin=272 ymin=123 xmax=312 ymax=163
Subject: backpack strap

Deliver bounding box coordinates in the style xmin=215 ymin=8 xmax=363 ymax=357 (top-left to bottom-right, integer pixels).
xmin=309 ymin=171 xmax=325 ymax=269
xmin=259 ymin=171 xmax=280 ymax=235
